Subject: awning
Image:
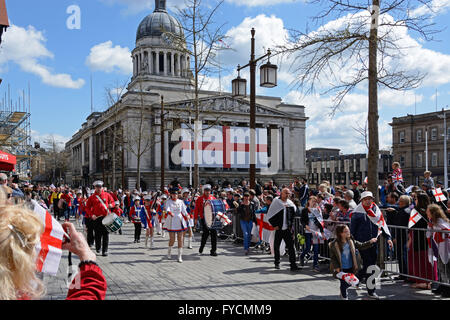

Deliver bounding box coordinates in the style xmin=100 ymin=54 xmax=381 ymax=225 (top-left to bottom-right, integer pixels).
xmin=0 ymin=150 xmax=16 ymax=171
xmin=0 ymin=0 xmax=9 ymax=27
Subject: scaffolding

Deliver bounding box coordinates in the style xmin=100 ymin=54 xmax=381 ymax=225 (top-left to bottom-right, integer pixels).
xmin=0 ymin=83 xmax=31 ymax=180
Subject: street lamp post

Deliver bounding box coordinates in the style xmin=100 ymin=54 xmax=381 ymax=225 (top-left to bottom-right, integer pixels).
xmin=161 ymin=96 xmax=165 ymax=191
xmin=232 ymin=28 xmax=278 ymax=189
xmin=438 ymin=107 xmax=449 ymax=189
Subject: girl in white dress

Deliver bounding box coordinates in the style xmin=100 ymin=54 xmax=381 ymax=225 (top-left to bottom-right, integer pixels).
xmin=164 ymin=188 xmax=189 ymax=262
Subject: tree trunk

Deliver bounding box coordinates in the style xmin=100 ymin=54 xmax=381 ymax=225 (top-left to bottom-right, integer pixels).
xmin=368 ymin=0 xmax=380 ymax=202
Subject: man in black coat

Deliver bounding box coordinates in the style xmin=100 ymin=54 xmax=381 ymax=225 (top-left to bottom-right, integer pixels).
xmin=267 ymin=188 xmax=299 ymax=272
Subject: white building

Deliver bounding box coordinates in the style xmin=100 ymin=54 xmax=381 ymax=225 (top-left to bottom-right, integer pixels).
xmin=65 ymin=0 xmax=308 ymax=190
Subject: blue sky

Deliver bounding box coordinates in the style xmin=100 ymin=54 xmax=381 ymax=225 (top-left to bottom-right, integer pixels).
xmin=1 ymin=0 xmax=450 ymax=153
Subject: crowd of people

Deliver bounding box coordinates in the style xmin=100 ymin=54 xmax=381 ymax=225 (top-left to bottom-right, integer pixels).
xmin=0 ymin=160 xmax=449 ymax=300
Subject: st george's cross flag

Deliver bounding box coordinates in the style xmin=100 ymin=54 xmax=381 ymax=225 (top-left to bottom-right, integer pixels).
xmin=408 ymin=208 xmax=423 ymax=228
xmin=432 ymin=188 xmax=447 ymax=203
xmin=336 ymin=272 xmax=360 ymax=287
xmin=33 ymin=200 xmax=65 ymax=276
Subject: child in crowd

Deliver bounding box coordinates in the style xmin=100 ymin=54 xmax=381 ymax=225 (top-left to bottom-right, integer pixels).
xmin=329 ymin=225 xmax=377 ymax=300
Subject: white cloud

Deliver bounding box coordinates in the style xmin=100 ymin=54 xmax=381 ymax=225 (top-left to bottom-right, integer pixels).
xmin=31 ymin=130 xmax=71 ymax=151
xmin=86 ymin=41 xmax=133 ymax=75
xmin=0 ymin=24 xmax=85 ymax=89
xmin=411 ymin=0 xmax=450 ymax=18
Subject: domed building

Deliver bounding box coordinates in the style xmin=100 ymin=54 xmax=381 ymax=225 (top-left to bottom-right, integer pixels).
xmin=66 ymin=0 xmax=308 ymax=190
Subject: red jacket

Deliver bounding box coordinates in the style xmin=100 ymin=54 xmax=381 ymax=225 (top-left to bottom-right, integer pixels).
xmin=61 ymin=194 xmax=72 ymax=207
xmin=112 ymin=207 xmax=123 ymax=217
xmin=66 ymin=263 xmax=107 ymax=300
xmin=86 ymin=191 xmax=115 ymax=218
xmin=193 ymin=194 xmax=216 ymax=220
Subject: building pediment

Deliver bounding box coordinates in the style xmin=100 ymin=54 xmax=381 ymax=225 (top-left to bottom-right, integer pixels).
xmin=165 ymin=95 xmax=291 ymax=118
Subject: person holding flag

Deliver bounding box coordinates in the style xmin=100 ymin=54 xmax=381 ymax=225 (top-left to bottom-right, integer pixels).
xmin=0 ymin=190 xmax=107 ymax=300
xmin=426 ymin=204 xmax=450 ymax=297
xmin=408 ymin=192 xmax=434 ymax=289
xmin=329 ymin=224 xmax=378 ymax=300
xmin=350 ymin=191 xmax=393 ymax=299
xmin=85 ymin=181 xmax=115 ymax=257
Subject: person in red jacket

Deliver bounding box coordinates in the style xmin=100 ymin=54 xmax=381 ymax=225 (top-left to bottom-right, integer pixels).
xmin=112 ymin=201 xmax=124 ymax=235
xmin=0 ymin=200 xmax=107 ymax=300
xmin=194 ymin=185 xmax=218 ymax=256
xmin=85 ymin=181 xmax=115 ymax=256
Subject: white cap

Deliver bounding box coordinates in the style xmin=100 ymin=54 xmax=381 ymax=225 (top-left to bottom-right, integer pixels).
xmin=161 ymin=194 xmax=167 ymax=199
xmin=360 ymin=191 xmax=374 ymax=200
xmin=134 ymin=196 xmax=141 ymax=201
xmin=93 ymin=180 xmax=104 ymax=187
xmin=182 ymin=188 xmax=190 ymax=194
xmin=203 ymin=184 xmax=212 ymax=192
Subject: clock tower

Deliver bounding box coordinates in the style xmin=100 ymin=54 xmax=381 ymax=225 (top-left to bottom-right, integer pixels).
xmin=129 ymin=0 xmax=194 ymax=94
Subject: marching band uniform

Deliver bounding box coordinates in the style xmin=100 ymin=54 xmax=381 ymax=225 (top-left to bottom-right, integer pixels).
xmin=141 ymin=199 xmax=154 ymax=248
xmin=164 ymin=194 xmax=189 ymax=262
xmin=156 ymin=196 xmax=167 ymax=237
xmin=112 ymin=202 xmax=124 ymax=235
xmin=85 ymin=181 xmax=115 ymax=256
xmin=130 ymin=199 xmax=144 ymax=243
xmin=194 ymin=185 xmax=218 ymax=256
xmin=182 ymin=189 xmax=194 ymax=249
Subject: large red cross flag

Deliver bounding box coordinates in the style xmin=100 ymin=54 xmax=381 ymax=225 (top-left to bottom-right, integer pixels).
xmin=180 ymin=125 xmax=268 ymax=169
xmin=408 ymin=208 xmax=423 ymax=228
xmin=432 ymin=188 xmax=447 ymax=202
xmin=32 ymin=200 xmax=64 ymax=276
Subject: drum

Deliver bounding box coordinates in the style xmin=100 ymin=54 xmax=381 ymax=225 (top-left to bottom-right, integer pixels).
xmin=203 ymin=200 xmax=227 ymax=230
xmin=102 ymin=213 xmax=123 ymax=233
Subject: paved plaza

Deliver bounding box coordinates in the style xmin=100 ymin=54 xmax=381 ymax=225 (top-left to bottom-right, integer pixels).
xmin=44 ymin=222 xmax=448 ymax=301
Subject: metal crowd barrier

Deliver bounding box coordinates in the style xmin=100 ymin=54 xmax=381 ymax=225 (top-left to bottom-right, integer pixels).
xmin=292 ymin=216 xmax=450 ymax=288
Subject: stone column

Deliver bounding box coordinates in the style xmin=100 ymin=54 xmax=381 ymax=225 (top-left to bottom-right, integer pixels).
xmin=163 ymin=51 xmax=168 ymax=76
xmin=176 ymin=54 xmax=181 ymax=77
xmin=147 ymin=50 xmax=152 ymax=74
xmin=171 ymin=52 xmax=175 ymax=76
xmin=89 ymin=135 xmax=94 ymax=174
xmin=283 ymin=126 xmax=291 ymax=171
xmin=156 ymin=52 xmax=160 ymax=75
xmin=164 ymin=126 xmax=170 ymax=169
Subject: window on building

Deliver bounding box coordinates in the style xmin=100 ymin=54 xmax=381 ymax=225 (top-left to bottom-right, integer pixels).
xmin=400 ymin=155 xmax=405 ymax=168
xmin=399 ymin=131 xmax=405 ymax=144
xmin=431 ymin=128 xmax=437 ymax=141
xmin=417 ymin=153 xmax=422 ymax=168
xmin=432 ymin=152 xmax=438 ymax=167
xmin=447 ymin=127 xmax=450 ymax=141
xmin=416 ymin=129 xmax=422 ymax=142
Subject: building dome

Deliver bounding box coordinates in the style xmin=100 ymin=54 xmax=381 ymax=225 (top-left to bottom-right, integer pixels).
xmin=136 ymin=0 xmax=184 ymax=42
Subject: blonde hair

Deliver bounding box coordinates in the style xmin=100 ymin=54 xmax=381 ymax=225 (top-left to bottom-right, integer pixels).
xmin=427 ymin=204 xmax=450 ymax=224
xmin=393 ymin=162 xmax=400 ymax=168
xmin=0 ymin=189 xmax=45 ymax=300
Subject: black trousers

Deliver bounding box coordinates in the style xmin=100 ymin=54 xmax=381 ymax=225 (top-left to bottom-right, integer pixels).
xmin=134 ymin=223 xmax=142 ymax=241
xmin=199 ymin=218 xmax=217 ymax=254
xmin=93 ymin=216 xmax=109 ymax=254
xmin=358 ymin=245 xmax=378 ymax=295
xmin=274 ymin=229 xmax=297 ymax=267
xmin=85 ymin=218 xmax=95 ymax=247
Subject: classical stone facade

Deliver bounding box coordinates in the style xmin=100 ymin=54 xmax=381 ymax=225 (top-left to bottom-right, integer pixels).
xmin=390 ymin=110 xmax=450 ymax=186
xmin=306 ymin=148 xmax=392 ymax=187
xmin=65 ymin=0 xmax=308 ymax=190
